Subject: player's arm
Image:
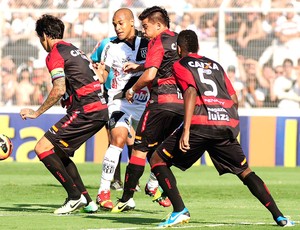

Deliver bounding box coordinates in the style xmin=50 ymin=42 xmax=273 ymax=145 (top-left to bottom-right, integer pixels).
xmin=20 ymin=77 xmax=66 ymax=120
xmin=125 ymin=67 xmax=157 ymax=102
xmin=93 ymin=62 xmax=109 ymax=84
xmin=180 ymin=86 xmax=197 ymax=152
xmin=93 ymin=41 xmax=112 ymax=84
xmin=231 ymin=94 xmax=239 ymax=110
xmin=224 ymin=70 xmax=239 ymax=109
xmin=123 ymin=62 xmax=144 ymax=73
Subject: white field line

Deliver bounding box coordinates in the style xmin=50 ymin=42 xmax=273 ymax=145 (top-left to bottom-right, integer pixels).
xmin=86 ymin=221 xmax=300 ymax=230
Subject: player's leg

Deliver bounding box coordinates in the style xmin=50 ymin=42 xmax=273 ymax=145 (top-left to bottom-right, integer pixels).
xmin=111 ymin=147 xmax=148 ymax=212
xmin=239 ymin=168 xmax=294 ymax=227
xmin=145 ymin=151 xmax=171 ymax=207
xmin=150 ymin=152 xmax=185 ymax=212
xmin=150 ymin=146 xmax=190 ymax=227
xmin=35 ymin=136 xmax=86 ymax=214
xmin=209 ymin=138 xmax=294 ymax=227
xmin=60 ymin=155 xmax=98 ymax=213
xmin=97 ymin=111 xmax=129 ymax=210
xmin=104 ymin=124 xmax=123 ymax=191
xmin=111 ymin=154 xmax=123 ymax=190
xmin=97 ymin=126 xmax=127 ymax=209
xmin=143 ymin=111 xmax=182 ymax=207
xmin=127 ymin=125 xmax=141 ymax=191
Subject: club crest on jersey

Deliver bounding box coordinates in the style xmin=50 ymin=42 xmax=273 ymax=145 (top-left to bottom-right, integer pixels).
xmin=171 ymin=42 xmax=177 ymax=50
xmin=140 ymin=47 xmax=147 ymax=59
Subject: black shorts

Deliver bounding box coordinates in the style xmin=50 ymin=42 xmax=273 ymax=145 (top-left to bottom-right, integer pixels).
xmin=45 ymin=113 xmax=106 ymax=157
xmin=134 ymin=108 xmax=183 ymax=153
xmin=156 ymin=125 xmax=248 ymax=175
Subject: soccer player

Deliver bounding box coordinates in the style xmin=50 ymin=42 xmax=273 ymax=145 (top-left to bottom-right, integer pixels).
xmin=92 ymin=8 xmax=152 ymax=210
xmin=149 ymin=29 xmax=295 ymax=227
xmin=112 ymin=6 xmax=184 ymax=212
xmin=90 ymin=32 xmax=142 ymax=192
xmin=91 ymin=36 xmax=124 ymax=191
xmin=20 ymin=14 xmax=109 ymax=214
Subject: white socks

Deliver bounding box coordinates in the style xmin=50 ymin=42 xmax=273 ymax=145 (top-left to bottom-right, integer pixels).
xmin=146 ymin=172 xmax=159 ymax=190
xmin=99 ymin=144 xmax=122 ymax=193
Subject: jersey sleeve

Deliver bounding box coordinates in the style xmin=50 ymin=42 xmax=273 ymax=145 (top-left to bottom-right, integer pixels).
xmin=224 ymin=72 xmax=236 ymax=96
xmin=90 ymin=41 xmax=102 ymax=63
xmin=101 ymin=42 xmax=113 ymax=71
xmin=144 ymin=39 xmax=164 ymax=69
xmin=46 ymin=50 xmax=65 ymax=82
xmin=173 ymin=60 xmax=196 ymax=92
xmin=90 ymin=37 xmax=113 ymax=63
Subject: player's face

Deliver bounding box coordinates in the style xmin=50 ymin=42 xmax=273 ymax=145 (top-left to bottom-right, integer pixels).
xmin=141 ymin=18 xmax=159 ymax=40
xmin=113 ymin=12 xmax=134 ymax=41
xmin=38 ymin=35 xmax=50 ymax=52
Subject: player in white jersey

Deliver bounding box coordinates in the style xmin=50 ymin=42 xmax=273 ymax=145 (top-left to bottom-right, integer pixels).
xmin=103 ymin=35 xmax=150 ymax=127
xmin=93 ymin=8 xmax=169 ymax=211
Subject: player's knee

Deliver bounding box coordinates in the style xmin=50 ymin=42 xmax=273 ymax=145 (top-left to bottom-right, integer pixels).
xmin=110 ymin=136 xmax=126 ymax=148
xmin=149 ymin=151 xmax=164 ymax=166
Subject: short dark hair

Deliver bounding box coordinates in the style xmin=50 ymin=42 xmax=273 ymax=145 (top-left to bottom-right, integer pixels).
xmin=177 ymin=30 xmax=199 ymax=53
xmin=138 ymin=6 xmax=170 ymax=28
xmin=35 ymin=14 xmax=64 ymax=39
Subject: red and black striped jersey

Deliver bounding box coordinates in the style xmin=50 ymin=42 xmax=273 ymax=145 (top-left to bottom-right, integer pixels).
xmin=144 ymin=29 xmax=184 ymax=115
xmin=173 ymin=53 xmax=240 ymax=139
xmin=46 ymin=41 xmax=108 ymax=120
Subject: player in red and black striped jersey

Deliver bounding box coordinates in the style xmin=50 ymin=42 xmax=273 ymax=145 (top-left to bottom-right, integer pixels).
xmin=112 ymin=6 xmax=183 ymax=212
xmin=20 ymin=14 xmax=108 ymax=215
xmin=149 ymin=30 xmax=294 ymax=227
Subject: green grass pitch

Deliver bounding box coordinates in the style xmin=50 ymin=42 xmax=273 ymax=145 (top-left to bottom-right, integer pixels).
xmin=0 ymin=162 xmax=299 ymax=230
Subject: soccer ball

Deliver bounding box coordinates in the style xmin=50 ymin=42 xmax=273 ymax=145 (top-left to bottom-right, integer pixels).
xmin=0 ymin=134 xmax=13 ymax=161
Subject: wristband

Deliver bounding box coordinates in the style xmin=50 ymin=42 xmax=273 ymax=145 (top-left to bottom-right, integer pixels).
xmin=128 ymin=87 xmax=135 ymax=95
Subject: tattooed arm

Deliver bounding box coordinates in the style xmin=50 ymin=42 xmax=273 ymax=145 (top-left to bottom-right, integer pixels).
xmin=20 ymin=77 xmax=66 ymax=120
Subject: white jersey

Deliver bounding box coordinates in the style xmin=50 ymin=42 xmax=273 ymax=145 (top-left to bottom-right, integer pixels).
xmin=101 ymin=36 xmax=150 ymax=131
xmin=101 ymin=36 xmax=150 ymax=105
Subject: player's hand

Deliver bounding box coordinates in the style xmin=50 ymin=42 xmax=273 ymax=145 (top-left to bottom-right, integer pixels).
xmin=125 ymin=89 xmax=134 ymax=104
xmin=179 ymin=130 xmax=190 ymax=153
xmin=123 ymin=62 xmax=141 ymax=73
xmin=20 ymin=108 xmax=38 ymax=120
xmin=93 ymin=62 xmax=106 ymax=83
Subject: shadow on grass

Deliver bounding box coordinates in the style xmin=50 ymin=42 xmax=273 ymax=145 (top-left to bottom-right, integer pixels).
xmin=0 ymin=203 xmax=58 ymax=213
xmin=85 ymin=214 xmax=160 ymax=226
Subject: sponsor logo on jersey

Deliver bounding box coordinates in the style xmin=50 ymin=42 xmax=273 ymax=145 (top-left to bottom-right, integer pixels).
xmin=133 ymin=89 xmax=149 ymax=103
xmin=207 ymin=107 xmax=229 ymax=121
xmin=188 ymin=60 xmax=220 ymax=70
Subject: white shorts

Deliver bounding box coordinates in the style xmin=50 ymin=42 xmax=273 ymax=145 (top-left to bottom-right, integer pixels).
xmin=107 ymin=98 xmax=146 ymax=132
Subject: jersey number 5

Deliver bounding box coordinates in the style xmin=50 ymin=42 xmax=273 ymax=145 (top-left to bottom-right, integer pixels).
xmin=197 ymin=68 xmax=217 ymax=97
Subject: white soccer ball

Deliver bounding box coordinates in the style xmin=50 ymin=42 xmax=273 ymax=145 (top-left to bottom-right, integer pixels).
xmin=0 ymin=134 xmax=13 ymax=161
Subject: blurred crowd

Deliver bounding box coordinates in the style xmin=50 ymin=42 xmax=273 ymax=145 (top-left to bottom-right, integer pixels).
xmin=1 ymin=0 xmax=300 ymax=108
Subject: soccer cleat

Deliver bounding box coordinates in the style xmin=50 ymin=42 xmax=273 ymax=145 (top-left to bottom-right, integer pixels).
xmin=158 ymin=207 xmax=190 ymax=228
xmin=111 ymin=198 xmax=135 ymax=213
xmin=275 ymin=216 xmax=295 ymax=227
xmin=54 ymin=194 xmax=87 ymax=215
xmin=96 ymin=190 xmax=114 ymax=210
xmin=145 ymin=185 xmax=171 ymax=207
xmin=110 ymin=180 xmax=123 ymax=191
xmin=81 ymin=201 xmax=98 ymax=213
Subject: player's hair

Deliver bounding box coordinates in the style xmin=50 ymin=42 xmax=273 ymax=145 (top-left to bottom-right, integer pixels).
xmin=138 ymin=6 xmax=170 ymax=28
xmin=35 ymin=14 xmax=64 ymax=39
xmin=177 ymin=30 xmax=199 ymax=53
